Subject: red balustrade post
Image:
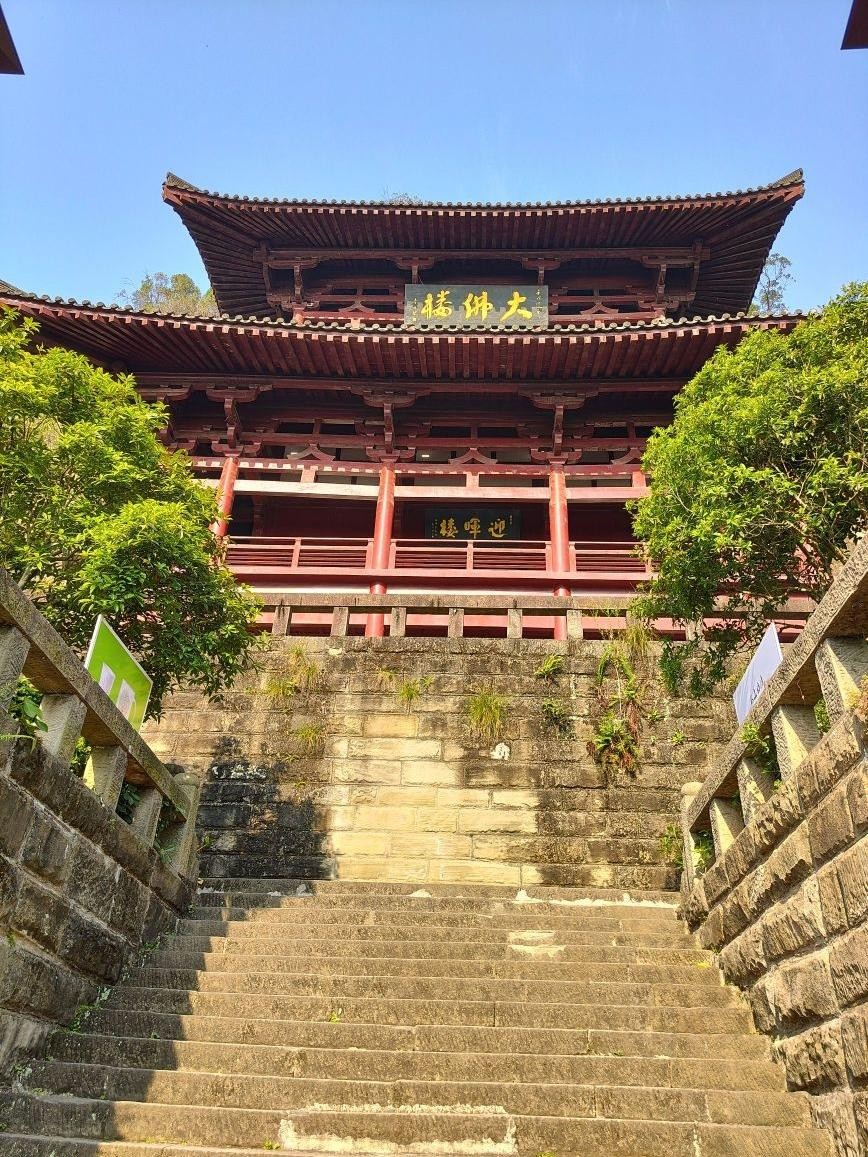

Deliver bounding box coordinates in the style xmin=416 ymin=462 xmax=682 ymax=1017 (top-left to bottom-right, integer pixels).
xmin=212 ymin=454 xmax=240 ymax=539
xmin=548 ymin=463 xmax=572 ymax=641
xmin=366 ymin=461 xmax=396 ymax=638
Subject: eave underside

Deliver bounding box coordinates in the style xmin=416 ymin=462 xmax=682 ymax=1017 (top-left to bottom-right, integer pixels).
xmin=163 ymin=173 xmax=804 ymax=320
xmin=0 ymin=294 xmax=801 ymax=385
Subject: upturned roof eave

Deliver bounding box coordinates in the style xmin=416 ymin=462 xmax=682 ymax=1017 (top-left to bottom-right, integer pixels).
xmin=162 ymin=170 xmax=805 ymax=214
xmin=0 ymin=287 xmax=809 ymax=337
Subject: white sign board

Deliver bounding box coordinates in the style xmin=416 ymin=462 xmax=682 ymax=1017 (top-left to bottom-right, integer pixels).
xmin=733 ymin=623 xmax=784 ymax=724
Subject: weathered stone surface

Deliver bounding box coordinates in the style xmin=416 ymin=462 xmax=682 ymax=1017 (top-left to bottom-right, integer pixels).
xmin=836 ymin=838 xmax=868 ymax=928
xmin=719 ymin=923 xmax=766 ymax=986
xmin=774 ymin=1022 xmax=847 ymax=1091
xmin=0 ymin=776 xmax=32 ymax=858
xmin=841 ymin=1004 xmax=868 ymax=1082
xmin=762 ymin=879 xmax=826 ymax=962
xmin=67 ymin=838 xmax=120 ymax=919
xmin=752 ymin=775 xmax=804 ymax=855
xmin=698 ymin=904 xmax=725 ymax=951
xmin=811 ymin=1089 xmax=861 ymax=1157
xmin=766 ymin=954 xmax=840 ymax=1028
xmin=681 ymin=877 xmax=708 ymax=927
xmin=817 ymin=861 xmax=850 ymax=936
xmin=57 ymin=909 xmax=125 ymax=983
xmin=20 ymin=811 xmax=71 ymax=886
xmin=750 ymin=827 xmax=813 ymax=910
xmin=12 ymin=877 xmax=69 ymax=953
xmin=702 ymin=857 xmax=731 ymax=907
xmin=828 ymin=923 xmax=868 ymax=1009
xmin=808 ymin=781 xmax=856 ymax=866
xmin=845 ymin=763 xmax=868 ymax=833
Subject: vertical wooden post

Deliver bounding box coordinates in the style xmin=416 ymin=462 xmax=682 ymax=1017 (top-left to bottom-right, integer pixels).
xmin=366 ymin=461 xmax=396 ymax=638
xmin=212 ymin=454 xmax=240 ymax=539
xmin=548 ymin=463 xmax=571 ymax=642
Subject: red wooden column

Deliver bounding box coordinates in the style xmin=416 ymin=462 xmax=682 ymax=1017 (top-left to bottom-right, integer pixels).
xmin=548 ymin=462 xmax=572 ymax=641
xmin=366 ymin=460 xmax=396 ymax=638
xmin=212 ymin=454 xmax=240 ymax=538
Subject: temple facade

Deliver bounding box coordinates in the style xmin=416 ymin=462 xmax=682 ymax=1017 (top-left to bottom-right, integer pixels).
xmin=0 ymin=171 xmax=804 ymax=636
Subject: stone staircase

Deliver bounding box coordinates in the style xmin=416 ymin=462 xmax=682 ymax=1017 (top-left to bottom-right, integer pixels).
xmin=0 ymin=880 xmax=831 ymax=1156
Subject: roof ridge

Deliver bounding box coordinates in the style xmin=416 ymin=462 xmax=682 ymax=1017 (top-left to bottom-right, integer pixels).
xmin=0 ymin=285 xmax=810 ymax=335
xmin=162 ymin=170 xmax=805 ymax=212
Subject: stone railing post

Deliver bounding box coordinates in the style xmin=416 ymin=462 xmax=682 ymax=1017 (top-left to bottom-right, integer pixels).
xmin=165 ymin=771 xmax=202 ymax=879
xmin=0 ymin=625 xmax=30 ymax=713
xmin=272 ymin=603 xmax=292 ymax=636
xmin=815 ymin=637 xmax=868 ymax=720
xmin=680 ymin=781 xmax=703 ymax=891
xmin=771 ymin=705 xmax=820 ymax=779
xmin=39 ymin=694 xmax=87 ymax=765
xmin=389 ymin=606 xmax=407 ymax=638
xmin=86 ymin=745 xmax=128 ymax=809
xmin=131 ymin=787 xmax=163 ymax=846
xmin=736 ymin=756 xmax=775 ymax=823
xmin=330 ymin=606 xmax=350 ymax=637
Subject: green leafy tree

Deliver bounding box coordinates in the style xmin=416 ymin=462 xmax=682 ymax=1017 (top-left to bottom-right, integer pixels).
xmin=631 ymin=283 xmax=868 ymax=694
xmin=118 ymin=272 xmax=218 ymax=317
xmin=0 ymin=309 xmax=259 ymax=715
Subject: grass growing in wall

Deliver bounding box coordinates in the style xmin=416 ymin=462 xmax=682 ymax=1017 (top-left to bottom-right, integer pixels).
xmin=267 ymin=644 xmax=324 ymax=701
xmin=534 ymin=654 xmax=565 ymax=683
xmin=396 ymin=676 xmax=433 ymax=713
xmin=740 ymin=722 xmax=780 ymax=786
xmin=467 ymin=687 xmax=508 ymax=745
xmin=540 ymin=698 xmax=574 ymax=738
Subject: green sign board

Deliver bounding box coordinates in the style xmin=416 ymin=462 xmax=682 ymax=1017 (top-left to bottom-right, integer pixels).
xmin=405 ymin=285 xmax=548 ymax=330
xmin=84 ymin=615 xmax=152 ymax=732
xmin=425 ymin=507 xmax=521 ymax=542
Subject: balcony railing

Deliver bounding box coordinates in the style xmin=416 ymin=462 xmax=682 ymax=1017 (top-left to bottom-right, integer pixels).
xmin=225 ymin=536 xmax=649 ymax=588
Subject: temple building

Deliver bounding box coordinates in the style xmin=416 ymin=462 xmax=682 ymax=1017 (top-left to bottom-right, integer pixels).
xmin=0 ymin=170 xmax=804 ymax=635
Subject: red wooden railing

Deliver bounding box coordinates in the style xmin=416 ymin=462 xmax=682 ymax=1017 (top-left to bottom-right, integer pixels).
xmin=225 ymin=536 xmax=648 ymax=579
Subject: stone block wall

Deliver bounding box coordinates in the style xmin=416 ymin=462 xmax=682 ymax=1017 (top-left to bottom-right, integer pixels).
xmin=683 ymin=709 xmax=868 ymax=1156
xmin=0 ymin=738 xmax=194 ymax=1070
xmin=145 ymin=635 xmax=732 ymax=891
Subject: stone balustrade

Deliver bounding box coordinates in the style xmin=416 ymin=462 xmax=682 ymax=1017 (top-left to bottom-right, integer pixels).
xmin=679 ymin=537 xmax=868 ymax=1156
xmin=0 ymin=566 xmax=200 ymax=1067
xmin=267 ymin=591 xmax=629 ymax=639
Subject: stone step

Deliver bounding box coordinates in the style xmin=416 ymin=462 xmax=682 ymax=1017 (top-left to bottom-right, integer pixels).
xmin=0 ymin=1140 xmax=378 ymax=1157
xmin=178 ymin=907 xmax=681 ymax=932
xmin=199 ymin=878 xmax=678 ymax=904
xmin=194 ymin=888 xmax=678 ymax=910
xmin=79 ymin=1013 xmax=769 ymax=1057
xmin=200 ymin=857 xmax=676 ymax=890
xmin=46 ymin=1039 xmax=787 ymax=1094
xmin=0 ymin=1094 xmax=832 ymax=1156
xmin=164 ymin=925 xmax=694 ymax=950
xmin=148 ymin=939 xmax=714 ymax=966
xmin=30 ymin=1061 xmax=802 ymax=1126
xmin=95 ymin=990 xmax=753 ymax=1032
xmin=105 ymin=972 xmax=738 ymax=1009
xmin=142 ymin=951 xmax=720 ymax=984
xmin=132 ymin=962 xmax=726 ymax=999
xmin=0 ymin=1094 xmax=512 ymax=1153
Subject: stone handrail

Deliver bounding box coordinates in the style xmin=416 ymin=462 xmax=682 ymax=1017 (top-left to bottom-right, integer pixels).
xmin=0 ymin=567 xmax=199 ymax=879
xmin=680 ymin=536 xmax=868 ymax=889
xmin=266 ymin=591 xmax=638 ymax=640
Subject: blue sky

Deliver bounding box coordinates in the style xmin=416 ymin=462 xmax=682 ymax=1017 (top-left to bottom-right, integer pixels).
xmin=1 ymin=0 xmax=865 ymax=313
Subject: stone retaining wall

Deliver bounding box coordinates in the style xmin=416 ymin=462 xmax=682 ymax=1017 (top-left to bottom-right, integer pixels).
xmin=0 ymin=570 xmax=200 ymax=1072
xmin=0 ymin=739 xmax=195 ymax=1069
xmin=145 ymin=635 xmax=731 ymax=891
xmin=683 ymin=708 xmax=867 ymax=1155
xmin=680 ymin=538 xmax=868 ymax=1157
